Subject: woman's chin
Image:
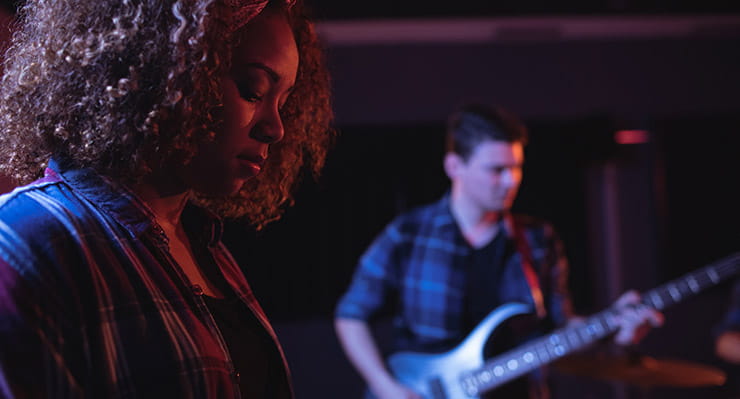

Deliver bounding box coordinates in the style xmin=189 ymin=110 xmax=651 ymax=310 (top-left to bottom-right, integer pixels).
xmin=193 ymin=178 xmax=247 ymax=198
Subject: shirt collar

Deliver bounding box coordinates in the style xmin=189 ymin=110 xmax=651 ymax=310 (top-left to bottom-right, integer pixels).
xmin=433 ymin=191 xmax=513 ymax=238
xmin=431 ymin=192 xmax=457 ymax=228
xmin=47 ymin=158 xmax=222 ymax=244
xmin=47 ymin=158 xmax=157 ymax=238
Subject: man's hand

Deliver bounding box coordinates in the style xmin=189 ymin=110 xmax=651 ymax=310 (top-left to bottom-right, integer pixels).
xmin=612 ymin=290 xmax=664 ymax=345
xmin=716 ymin=331 xmax=740 ymax=364
xmin=370 ymin=379 xmax=422 ymax=399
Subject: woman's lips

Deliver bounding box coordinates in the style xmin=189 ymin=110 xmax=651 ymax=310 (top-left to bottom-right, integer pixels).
xmin=237 ymin=153 xmax=266 ymax=166
xmin=236 ymin=154 xmax=266 ymax=176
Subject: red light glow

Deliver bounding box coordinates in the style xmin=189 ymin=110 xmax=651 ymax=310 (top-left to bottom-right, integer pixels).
xmin=614 ymin=129 xmax=650 ymax=144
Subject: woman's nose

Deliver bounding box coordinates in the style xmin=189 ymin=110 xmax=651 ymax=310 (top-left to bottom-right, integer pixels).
xmin=250 ymin=106 xmax=285 ymax=144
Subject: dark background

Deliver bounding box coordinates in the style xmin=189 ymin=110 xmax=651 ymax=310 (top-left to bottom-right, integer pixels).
xmin=3 ymin=0 xmax=740 ymax=17
xmin=2 ymin=1 xmax=740 ymax=398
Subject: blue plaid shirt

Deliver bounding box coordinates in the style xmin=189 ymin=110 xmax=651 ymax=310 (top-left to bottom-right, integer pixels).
xmin=0 ymin=159 xmax=292 ymax=398
xmin=336 ymin=194 xmax=573 ymax=353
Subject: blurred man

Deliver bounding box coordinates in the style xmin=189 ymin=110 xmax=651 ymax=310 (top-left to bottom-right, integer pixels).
xmin=334 ymin=103 xmax=662 ymax=399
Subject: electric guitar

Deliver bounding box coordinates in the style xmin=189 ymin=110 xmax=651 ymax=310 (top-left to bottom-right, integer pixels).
xmin=384 ymin=252 xmax=740 ymax=399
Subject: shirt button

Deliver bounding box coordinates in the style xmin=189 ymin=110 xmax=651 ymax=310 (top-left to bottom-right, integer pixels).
xmin=232 ymin=371 xmax=240 ymax=384
xmin=191 ymin=284 xmax=203 ymax=296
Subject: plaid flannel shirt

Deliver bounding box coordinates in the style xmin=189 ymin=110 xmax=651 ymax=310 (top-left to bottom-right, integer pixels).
xmin=335 ymin=194 xmax=573 ymax=353
xmin=0 ymin=159 xmax=292 ymax=398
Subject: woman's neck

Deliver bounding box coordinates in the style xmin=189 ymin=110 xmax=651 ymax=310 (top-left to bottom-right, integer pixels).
xmin=131 ymin=173 xmax=191 ymax=229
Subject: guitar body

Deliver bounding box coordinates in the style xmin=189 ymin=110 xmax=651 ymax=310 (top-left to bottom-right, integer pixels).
xmin=387 ymin=303 xmax=533 ymax=399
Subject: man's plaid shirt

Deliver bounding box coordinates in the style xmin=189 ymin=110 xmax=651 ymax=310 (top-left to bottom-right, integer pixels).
xmin=336 ymin=194 xmax=573 ymax=353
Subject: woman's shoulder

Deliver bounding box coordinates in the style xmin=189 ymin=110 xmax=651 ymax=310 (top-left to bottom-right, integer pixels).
xmin=0 ymin=179 xmax=67 ymax=225
xmin=0 ymin=178 xmax=88 ymax=225
xmin=0 ymin=180 xmax=97 ymax=272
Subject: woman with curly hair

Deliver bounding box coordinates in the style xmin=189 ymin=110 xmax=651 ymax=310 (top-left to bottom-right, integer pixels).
xmin=0 ymin=0 xmax=334 ymax=397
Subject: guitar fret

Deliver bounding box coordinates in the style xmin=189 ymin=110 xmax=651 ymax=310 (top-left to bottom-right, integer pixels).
xmin=649 ymin=291 xmax=664 ymax=309
xmin=575 ymin=330 xmax=584 ymax=346
xmin=668 ymin=284 xmax=681 ymax=301
xmin=586 ymin=320 xmax=603 ymax=337
xmin=549 ymin=334 xmax=566 ymax=357
xmin=654 ymin=288 xmax=673 ymax=307
xmin=661 ymin=288 xmax=675 ymax=307
xmin=708 ymin=267 xmax=720 ymax=283
xmin=687 ymin=275 xmax=700 ymax=292
xmin=604 ymin=311 xmax=618 ymax=331
xmin=536 ymin=343 xmax=550 ymax=363
xmin=677 ymin=279 xmax=692 ymax=296
xmin=589 ymin=317 xmax=602 ymax=337
xmin=566 ymin=331 xmax=580 ymax=349
xmin=578 ymin=322 xmax=599 ymax=346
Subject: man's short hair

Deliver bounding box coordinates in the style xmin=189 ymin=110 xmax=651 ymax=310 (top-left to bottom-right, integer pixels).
xmin=446 ymin=103 xmax=528 ymax=160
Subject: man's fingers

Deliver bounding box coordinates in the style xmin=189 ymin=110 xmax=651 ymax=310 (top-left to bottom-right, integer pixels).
xmin=638 ymin=304 xmax=664 ymax=327
xmin=615 ymin=290 xmax=640 ymax=307
xmin=612 ymin=303 xmax=664 ymax=345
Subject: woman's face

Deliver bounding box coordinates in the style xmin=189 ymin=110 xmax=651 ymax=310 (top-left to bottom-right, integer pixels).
xmin=181 ymin=7 xmax=298 ymax=197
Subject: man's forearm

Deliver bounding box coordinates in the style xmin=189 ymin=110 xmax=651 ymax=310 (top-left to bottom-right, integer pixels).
xmin=334 ymin=318 xmax=396 ymax=389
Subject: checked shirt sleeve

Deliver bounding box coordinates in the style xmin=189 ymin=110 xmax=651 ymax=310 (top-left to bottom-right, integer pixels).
xmin=335 ymin=221 xmax=405 ymax=321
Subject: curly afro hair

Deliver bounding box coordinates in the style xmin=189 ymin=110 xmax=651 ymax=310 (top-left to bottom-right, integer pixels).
xmin=0 ymin=0 xmax=334 ymax=229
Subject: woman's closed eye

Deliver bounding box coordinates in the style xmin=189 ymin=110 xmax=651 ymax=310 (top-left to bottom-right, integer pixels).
xmin=235 ymin=81 xmax=263 ymax=103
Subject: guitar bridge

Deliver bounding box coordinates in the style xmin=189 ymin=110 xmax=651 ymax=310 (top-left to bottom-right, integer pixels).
xmin=428 ymin=377 xmax=448 ymax=399
xmin=459 ymin=374 xmax=480 ymax=397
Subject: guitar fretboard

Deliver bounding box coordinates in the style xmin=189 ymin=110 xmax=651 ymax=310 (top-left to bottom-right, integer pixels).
xmin=459 ymin=252 xmax=740 ymax=397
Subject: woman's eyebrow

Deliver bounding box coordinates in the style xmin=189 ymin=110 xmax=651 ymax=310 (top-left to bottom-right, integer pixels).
xmin=244 ymin=62 xmax=280 ymax=82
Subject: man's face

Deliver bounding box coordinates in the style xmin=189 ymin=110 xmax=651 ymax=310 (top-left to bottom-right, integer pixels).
xmin=449 ymin=140 xmax=524 ymax=213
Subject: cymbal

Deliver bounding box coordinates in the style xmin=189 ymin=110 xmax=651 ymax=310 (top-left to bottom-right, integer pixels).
xmin=553 ymin=353 xmax=727 ymax=387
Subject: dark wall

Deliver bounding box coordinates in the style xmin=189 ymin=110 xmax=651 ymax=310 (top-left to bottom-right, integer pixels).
xmin=307 ymin=0 xmax=740 ymax=19
xmin=230 ymin=21 xmax=740 ymax=399
xmin=325 ymin=37 xmax=740 ymax=126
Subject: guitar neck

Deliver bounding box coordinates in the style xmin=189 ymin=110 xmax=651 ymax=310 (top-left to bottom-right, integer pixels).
xmin=642 ymin=255 xmax=738 ymax=310
xmin=459 ymin=252 xmax=740 ymax=397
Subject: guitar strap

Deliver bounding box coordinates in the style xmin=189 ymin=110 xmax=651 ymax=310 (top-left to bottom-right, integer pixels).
xmin=504 ymin=213 xmax=547 ymax=319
